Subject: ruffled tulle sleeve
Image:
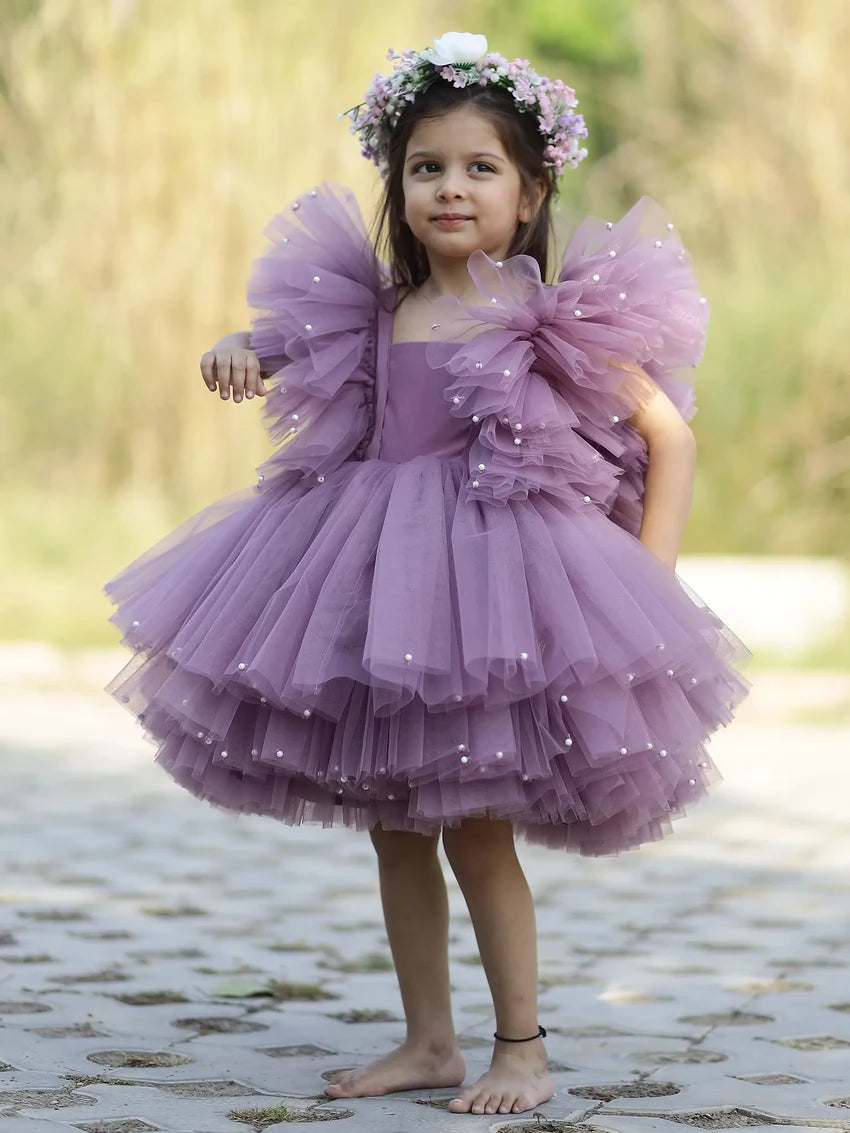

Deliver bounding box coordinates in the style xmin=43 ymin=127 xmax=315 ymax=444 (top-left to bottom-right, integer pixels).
xmin=246 ymin=183 xmax=389 ymax=489
xmin=425 ymin=196 xmax=708 ymax=524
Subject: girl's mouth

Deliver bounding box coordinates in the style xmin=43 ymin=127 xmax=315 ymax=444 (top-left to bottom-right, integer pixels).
xmin=433 ymin=215 xmax=471 ymax=228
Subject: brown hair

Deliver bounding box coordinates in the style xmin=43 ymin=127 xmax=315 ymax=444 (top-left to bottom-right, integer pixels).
xmin=373 ymin=82 xmax=557 ymax=294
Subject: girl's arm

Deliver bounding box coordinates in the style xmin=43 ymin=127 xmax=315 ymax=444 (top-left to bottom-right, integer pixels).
xmin=619 ymin=366 xmax=696 ymax=571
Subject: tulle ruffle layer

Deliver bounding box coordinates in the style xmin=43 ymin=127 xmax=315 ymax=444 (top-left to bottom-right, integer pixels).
xmin=104 ymin=454 xmax=750 ymax=856
xmin=425 ymin=195 xmax=708 ymax=524
xmin=246 ymin=184 xmax=386 ymax=488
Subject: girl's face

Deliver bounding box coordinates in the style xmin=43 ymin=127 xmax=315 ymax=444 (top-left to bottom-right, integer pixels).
xmin=401 ymin=104 xmax=538 ymax=270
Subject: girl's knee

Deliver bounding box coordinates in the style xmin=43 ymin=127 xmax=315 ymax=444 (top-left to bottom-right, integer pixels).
xmin=441 ymin=817 xmax=517 ymax=879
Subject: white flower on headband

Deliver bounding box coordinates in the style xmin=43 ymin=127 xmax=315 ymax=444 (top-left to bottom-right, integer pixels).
xmin=422 ymin=32 xmax=488 ymax=67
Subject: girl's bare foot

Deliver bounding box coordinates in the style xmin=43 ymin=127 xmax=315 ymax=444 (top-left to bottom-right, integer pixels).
xmin=447 ymin=1040 xmax=554 ymax=1115
xmin=323 ymin=1039 xmax=465 ymax=1099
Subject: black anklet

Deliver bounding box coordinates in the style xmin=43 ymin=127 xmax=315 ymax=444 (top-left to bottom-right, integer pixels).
xmin=493 ymin=1024 xmax=547 ymax=1042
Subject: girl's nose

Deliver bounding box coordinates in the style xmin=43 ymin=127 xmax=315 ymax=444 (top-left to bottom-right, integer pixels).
xmin=436 ymin=172 xmax=466 ymax=199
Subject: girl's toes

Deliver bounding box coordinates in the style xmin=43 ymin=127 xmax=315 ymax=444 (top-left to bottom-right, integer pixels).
xmin=471 ymin=1094 xmax=488 ymax=1114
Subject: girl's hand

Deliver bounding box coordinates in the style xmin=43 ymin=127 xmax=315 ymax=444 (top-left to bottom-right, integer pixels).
xmin=200 ymin=331 xmax=267 ymax=402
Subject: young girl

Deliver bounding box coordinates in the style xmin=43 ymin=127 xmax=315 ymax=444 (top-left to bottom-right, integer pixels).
xmin=104 ymin=32 xmax=751 ymax=1118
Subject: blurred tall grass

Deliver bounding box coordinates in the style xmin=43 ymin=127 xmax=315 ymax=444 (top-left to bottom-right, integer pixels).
xmin=1 ymin=0 xmax=847 ymax=644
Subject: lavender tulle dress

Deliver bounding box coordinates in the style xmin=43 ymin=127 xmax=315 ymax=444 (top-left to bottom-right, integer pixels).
xmin=103 ymin=182 xmax=751 ymax=856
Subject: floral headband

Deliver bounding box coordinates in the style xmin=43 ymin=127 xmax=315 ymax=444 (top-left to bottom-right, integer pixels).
xmin=341 ymin=31 xmax=589 ymax=179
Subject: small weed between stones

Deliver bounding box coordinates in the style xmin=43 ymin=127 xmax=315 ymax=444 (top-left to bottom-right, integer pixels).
xmin=266 ymin=980 xmax=339 ymax=1002
xmin=50 ymin=969 xmax=131 ymax=984
xmin=227 ymin=1102 xmax=352 ymax=1128
xmin=87 ymin=1050 xmax=194 ymax=1068
xmin=110 ymin=990 xmax=190 ymax=1005
xmin=17 ymin=908 xmax=91 ymax=921
xmin=139 ymin=903 xmax=208 ymax=917
xmin=76 ymin=1120 xmax=159 ymax=1132
xmin=195 ymin=964 xmax=263 ymax=975
xmin=0 ymin=1000 xmax=52 ymax=1014
xmin=328 ymin=1008 xmax=401 ymax=1023
xmin=3 ymin=952 xmax=55 ymax=963
xmin=318 ymin=951 xmax=394 ymax=973
xmin=491 ymin=1122 xmax=606 ymax=1132
xmin=263 ymin=939 xmax=319 ymax=953
xmin=569 ymin=1081 xmax=680 ymax=1101
xmin=665 ymin=1108 xmax=781 ymax=1127
xmin=773 ymin=1034 xmax=850 ymax=1050
xmin=171 ymin=1016 xmax=268 ymax=1034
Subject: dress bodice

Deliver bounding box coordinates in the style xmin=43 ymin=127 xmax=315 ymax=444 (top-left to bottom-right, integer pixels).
xmin=367 ymin=340 xmax=473 ymax=463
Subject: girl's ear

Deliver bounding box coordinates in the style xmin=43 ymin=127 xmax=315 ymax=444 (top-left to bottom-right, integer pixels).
xmin=518 ymin=177 xmax=548 ymax=224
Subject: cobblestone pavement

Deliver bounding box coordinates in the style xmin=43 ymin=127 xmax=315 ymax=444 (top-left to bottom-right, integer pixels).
xmin=1 ymin=647 xmax=849 ymax=1133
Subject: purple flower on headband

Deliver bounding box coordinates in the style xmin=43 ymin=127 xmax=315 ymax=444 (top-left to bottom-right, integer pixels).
xmin=340 ymin=32 xmax=588 ymax=179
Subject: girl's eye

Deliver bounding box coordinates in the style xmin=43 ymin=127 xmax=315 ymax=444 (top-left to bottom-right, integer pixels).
xmin=413 ymin=161 xmax=440 ymax=174
xmin=471 ymin=162 xmax=495 ymax=173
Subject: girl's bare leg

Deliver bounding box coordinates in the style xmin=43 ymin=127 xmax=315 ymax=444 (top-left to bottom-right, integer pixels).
xmin=442 ymin=817 xmax=554 ymax=1116
xmin=324 ymin=824 xmax=465 ymax=1099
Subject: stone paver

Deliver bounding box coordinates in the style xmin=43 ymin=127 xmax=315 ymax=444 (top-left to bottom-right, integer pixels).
xmin=1 ymin=647 xmax=849 ymax=1132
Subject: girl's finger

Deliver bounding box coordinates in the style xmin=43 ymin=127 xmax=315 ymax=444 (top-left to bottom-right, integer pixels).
xmin=230 ymin=355 xmax=247 ymax=403
xmin=214 ymin=352 xmax=232 ymax=399
xmin=245 ymin=354 xmax=261 ymax=398
xmin=200 ymin=351 xmax=217 ymax=391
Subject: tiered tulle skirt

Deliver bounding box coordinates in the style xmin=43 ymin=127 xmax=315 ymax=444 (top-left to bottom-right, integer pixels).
xmin=104 ymin=451 xmax=750 ymax=857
